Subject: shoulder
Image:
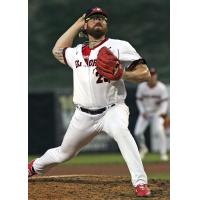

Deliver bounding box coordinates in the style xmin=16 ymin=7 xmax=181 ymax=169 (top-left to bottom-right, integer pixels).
xmin=107 ymin=38 xmax=131 ymax=47
xmin=64 ymin=44 xmax=82 ymax=57
xmin=76 ymin=44 xmax=83 ymax=49
xmin=107 ymin=39 xmax=137 ymax=56
xmin=67 ymin=44 xmax=82 ymax=51
xmin=157 ymin=81 xmax=168 ymax=91
xmin=158 ymin=81 xmax=167 ymax=87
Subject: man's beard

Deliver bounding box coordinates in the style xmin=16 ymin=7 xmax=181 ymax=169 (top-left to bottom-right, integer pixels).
xmin=86 ymin=25 xmax=107 ymax=39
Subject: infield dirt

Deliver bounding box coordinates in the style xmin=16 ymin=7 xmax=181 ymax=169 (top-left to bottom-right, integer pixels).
xmin=29 ymin=163 xmax=169 ymax=200
xmin=29 ymin=175 xmax=169 ymax=200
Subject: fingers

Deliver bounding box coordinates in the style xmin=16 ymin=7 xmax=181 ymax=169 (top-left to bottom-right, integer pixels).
xmin=77 ymin=14 xmax=85 ymax=22
xmin=75 ymin=14 xmax=86 ymax=28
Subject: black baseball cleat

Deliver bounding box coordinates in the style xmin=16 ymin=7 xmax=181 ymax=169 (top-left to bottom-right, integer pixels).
xmin=28 ymin=160 xmax=37 ymax=177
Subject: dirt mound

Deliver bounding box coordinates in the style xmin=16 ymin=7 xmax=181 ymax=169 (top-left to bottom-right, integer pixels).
xmin=29 ymin=175 xmax=169 ymax=200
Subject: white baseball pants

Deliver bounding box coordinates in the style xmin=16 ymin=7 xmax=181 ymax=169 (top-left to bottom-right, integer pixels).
xmin=135 ymin=114 xmax=167 ymax=156
xmin=33 ymin=103 xmax=148 ymax=186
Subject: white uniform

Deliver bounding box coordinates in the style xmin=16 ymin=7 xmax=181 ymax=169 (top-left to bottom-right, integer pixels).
xmin=33 ymin=38 xmax=148 ymax=186
xmin=135 ymin=81 xmax=169 ymax=160
xmin=65 ymin=38 xmax=142 ymax=108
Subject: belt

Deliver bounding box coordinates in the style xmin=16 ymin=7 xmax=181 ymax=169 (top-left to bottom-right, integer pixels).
xmin=78 ymin=104 xmax=115 ymax=115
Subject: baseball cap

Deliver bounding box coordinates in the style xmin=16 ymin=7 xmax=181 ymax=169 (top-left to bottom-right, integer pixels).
xmin=85 ymin=7 xmax=108 ymax=20
xmin=149 ymin=68 xmax=157 ymax=75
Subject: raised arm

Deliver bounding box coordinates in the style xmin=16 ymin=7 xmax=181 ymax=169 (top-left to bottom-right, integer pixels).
xmin=52 ymin=14 xmax=85 ymax=64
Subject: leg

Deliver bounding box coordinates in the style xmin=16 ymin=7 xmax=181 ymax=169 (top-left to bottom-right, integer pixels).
xmin=134 ymin=114 xmax=149 ymax=158
xmin=32 ymin=109 xmax=99 ymax=174
xmin=102 ymin=103 xmax=148 ymax=186
xmin=151 ymin=115 xmax=168 ymax=160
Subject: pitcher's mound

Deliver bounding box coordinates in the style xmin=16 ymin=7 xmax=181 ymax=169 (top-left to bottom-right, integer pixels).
xmin=29 ymin=175 xmax=169 ymax=200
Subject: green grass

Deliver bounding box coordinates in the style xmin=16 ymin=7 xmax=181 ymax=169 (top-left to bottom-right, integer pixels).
xmin=28 ymin=153 xmax=169 ymax=165
xmin=28 ymin=153 xmax=169 ymax=180
xmin=143 ymin=153 xmax=170 ymax=163
xmin=147 ymin=173 xmax=170 ymax=180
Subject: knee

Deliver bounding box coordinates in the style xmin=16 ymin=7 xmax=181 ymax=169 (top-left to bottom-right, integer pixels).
xmin=109 ymin=120 xmax=128 ymax=132
xmin=112 ymin=127 xmax=130 ymax=140
xmin=48 ymin=146 xmax=77 ymax=163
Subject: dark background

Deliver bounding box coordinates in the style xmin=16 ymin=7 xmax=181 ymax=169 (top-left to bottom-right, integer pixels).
xmin=29 ymin=0 xmax=169 ymax=91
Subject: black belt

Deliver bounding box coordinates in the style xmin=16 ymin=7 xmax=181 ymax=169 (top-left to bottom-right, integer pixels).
xmin=79 ymin=104 xmax=115 ymax=115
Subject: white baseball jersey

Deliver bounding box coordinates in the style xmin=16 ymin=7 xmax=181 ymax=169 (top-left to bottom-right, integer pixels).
xmin=136 ymin=81 xmax=169 ymax=115
xmin=63 ymin=38 xmax=141 ymax=109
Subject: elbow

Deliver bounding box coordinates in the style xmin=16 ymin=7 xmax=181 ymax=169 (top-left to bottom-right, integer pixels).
xmin=52 ymin=46 xmax=62 ymax=59
xmin=138 ymin=68 xmax=151 ymax=82
xmin=123 ymin=64 xmax=151 ymax=83
xmin=143 ymin=69 xmax=151 ymax=81
xmin=135 ymin=64 xmax=151 ymax=82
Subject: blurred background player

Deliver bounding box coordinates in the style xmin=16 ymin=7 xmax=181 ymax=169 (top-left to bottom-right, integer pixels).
xmin=134 ymin=68 xmax=169 ymax=161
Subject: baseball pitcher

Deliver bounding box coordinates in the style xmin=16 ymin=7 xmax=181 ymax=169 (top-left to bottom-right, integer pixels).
xmin=28 ymin=7 xmax=151 ymax=197
xmin=135 ymin=68 xmax=169 ymax=161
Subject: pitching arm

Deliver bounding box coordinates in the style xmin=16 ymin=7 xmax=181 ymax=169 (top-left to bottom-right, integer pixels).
xmin=52 ymin=14 xmax=85 ymax=64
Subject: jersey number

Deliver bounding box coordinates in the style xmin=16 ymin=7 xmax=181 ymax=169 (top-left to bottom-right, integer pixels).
xmin=96 ymin=72 xmax=110 ymax=83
